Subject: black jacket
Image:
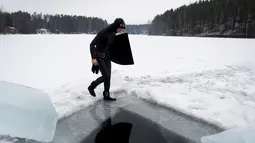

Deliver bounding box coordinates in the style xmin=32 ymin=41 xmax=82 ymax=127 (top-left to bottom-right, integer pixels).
xmin=90 ymin=18 xmax=125 ymax=59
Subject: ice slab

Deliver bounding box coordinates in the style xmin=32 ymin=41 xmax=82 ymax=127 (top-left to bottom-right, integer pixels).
xmin=201 ymin=125 xmax=255 ymax=143
xmin=0 ymin=81 xmax=58 ymax=142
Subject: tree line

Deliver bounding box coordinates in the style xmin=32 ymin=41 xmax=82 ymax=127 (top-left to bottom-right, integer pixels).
xmin=0 ymin=10 xmax=108 ymax=34
xmin=126 ymin=24 xmax=149 ymax=34
xmin=0 ymin=9 xmax=149 ymax=35
xmin=148 ymin=0 xmax=255 ymax=38
xmin=2 ymin=0 xmax=255 ymax=37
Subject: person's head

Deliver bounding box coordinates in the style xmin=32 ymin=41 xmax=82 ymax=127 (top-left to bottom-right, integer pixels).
xmin=107 ymin=18 xmax=126 ymax=33
xmin=114 ymin=18 xmax=126 ymax=33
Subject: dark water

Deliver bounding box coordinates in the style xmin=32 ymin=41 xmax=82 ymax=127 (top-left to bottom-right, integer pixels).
xmin=81 ymin=109 xmax=193 ymax=143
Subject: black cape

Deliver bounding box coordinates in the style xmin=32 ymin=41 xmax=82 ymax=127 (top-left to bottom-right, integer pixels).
xmin=109 ymin=32 xmax=134 ymax=65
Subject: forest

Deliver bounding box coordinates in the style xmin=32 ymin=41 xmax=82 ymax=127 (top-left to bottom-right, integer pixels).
xmin=1 ymin=0 xmax=255 ymax=38
xmin=0 ymin=10 xmax=108 ymax=34
xmin=148 ymin=0 xmax=255 ymax=38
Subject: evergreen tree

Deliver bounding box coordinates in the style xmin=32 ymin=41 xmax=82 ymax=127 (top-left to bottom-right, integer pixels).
xmin=0 ymin=8 xmax=4 ymax=33
xmin=149 ymin=0 xmax=255 ymax=38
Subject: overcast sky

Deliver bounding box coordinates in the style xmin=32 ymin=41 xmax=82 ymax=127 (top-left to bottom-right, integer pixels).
xmin=0 ymin=0 xmax=197 ymax=24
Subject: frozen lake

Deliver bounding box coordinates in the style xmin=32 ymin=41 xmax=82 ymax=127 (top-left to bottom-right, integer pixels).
xmin=1 ymin=34 xmax=255 ymax=130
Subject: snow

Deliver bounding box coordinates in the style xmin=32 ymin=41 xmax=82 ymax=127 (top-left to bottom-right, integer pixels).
xmin=0 ymin=81 xmax=57 ymax=142
xmin=1 ymin=34 xmax=255 ymax=133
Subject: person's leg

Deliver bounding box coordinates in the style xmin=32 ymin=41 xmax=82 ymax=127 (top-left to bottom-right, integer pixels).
xmin=95 ymin=59 xmax=112 ymax=92
xmin=88 ymin=58 xmax=115 ymax=100
xmin=88 ymin=76 xmax=103 ymax=97
xmin=102 ymin=59 xmax=116 ymax=101
xmin=93 ymin=76 xmax=104 ymax=86
xmin=103 ymin=59 xmax=111 ymax=92
xmin=88 ymin=58 xmax=110 ymax=95
xmin=88 ymin=59 xmax=108 ymax=97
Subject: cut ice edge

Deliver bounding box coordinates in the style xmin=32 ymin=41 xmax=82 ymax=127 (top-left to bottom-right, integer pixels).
xmin=130 ymin=89 xmax=227 ymax=129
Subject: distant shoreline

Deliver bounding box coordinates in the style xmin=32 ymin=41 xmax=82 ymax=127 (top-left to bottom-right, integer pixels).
xmin=1 ymin=33 xmax=254 ymax=39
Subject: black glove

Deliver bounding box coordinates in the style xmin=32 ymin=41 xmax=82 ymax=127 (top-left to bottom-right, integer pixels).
xmin=91 ymin=64 xmax=99 ymax=74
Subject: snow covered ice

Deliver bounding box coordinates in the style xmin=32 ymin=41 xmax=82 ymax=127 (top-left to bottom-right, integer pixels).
xmin=1 ymin=34 xmax=255 ymax=140
xmin=0 ymin=81 xmax=58 ymax=142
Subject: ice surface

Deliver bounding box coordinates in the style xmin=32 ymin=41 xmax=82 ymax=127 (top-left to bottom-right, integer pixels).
xmin=0 ymin=34 xmax=255 ymax=131
xmin=201 ymin=125 xmax=255 ymax=143
xmin=0 ymin=81 xmax=58 ymax=142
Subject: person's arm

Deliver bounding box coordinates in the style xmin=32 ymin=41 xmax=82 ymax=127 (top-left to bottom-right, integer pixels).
xmin=90 ymin=33 xmax=101 ymax=59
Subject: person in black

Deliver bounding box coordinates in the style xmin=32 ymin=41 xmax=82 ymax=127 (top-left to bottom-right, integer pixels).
xmin=88 ymin=18 xmax=126 ymax=101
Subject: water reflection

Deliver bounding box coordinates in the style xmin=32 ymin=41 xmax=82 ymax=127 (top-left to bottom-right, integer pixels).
xmin=94 ymin=117 xmax=132 ymax=143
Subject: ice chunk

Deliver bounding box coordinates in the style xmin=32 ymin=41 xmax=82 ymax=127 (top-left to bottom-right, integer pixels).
xmin=201 ymin=125 xmax=255 ymax=143
xmin=0 ymin=81 xmax=58 ymax=142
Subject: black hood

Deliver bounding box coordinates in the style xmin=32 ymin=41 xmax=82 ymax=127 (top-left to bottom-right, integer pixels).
xmin=106 ymin=18 xmax=126 ymax=32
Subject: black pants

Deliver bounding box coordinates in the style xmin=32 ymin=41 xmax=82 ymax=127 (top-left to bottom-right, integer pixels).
xmin=94 ymin=58 xmax=111 ymax=92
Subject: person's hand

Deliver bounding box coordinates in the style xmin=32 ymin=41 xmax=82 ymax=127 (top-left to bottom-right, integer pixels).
xmin=92 ymin=59 xmax=98 ymax=65
xmin=91 ymin=65 xmax=99 ymax=74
